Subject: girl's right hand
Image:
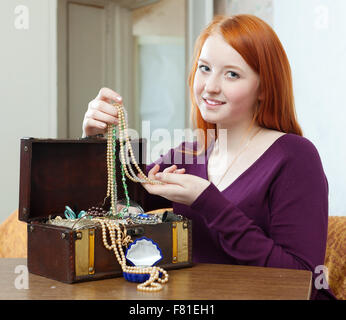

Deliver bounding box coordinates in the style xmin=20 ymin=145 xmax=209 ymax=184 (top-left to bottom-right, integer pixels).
xmin=82 ymin=87 xmax=122 ymax=137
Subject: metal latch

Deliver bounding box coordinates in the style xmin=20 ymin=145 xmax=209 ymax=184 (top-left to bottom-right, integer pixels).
xmin=127 ymin=227 xmax=145 ymax=237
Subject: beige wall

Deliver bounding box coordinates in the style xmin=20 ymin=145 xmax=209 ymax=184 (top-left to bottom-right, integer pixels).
xmin=0 ymin=0 xmax=57 ymax=223
xmin=133 ymin=0 xmax=185 ymax=37
xmin=215 ymin=0 xmax=273 ymax=26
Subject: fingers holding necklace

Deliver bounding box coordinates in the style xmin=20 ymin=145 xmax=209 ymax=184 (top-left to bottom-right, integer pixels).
xmin=147 ymin=164 xmax=186 ymax=181
xmin=139 ymin=164 xmax=186 ymax=197
xmin=163 ymin=165 xmax=186 ymax=174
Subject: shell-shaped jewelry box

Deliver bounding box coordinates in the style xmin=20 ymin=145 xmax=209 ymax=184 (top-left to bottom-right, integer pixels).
xmin=18 ymin=138 xmax=192 ymax=283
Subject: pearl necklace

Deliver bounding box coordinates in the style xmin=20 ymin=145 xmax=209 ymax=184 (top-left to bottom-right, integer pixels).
xmin=103 ymin=102 xmax=168 ymax=291
xmin=115 ymin=103 xmax=161 ymax=184
xmin=106 ymin=103 xmax=163 ymax=218
xmin=94 ymin=218 xmax=169 ymax=292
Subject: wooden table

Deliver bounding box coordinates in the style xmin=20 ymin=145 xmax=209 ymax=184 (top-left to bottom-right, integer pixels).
xmin=0 ymin=258 xmax=311 ymax=300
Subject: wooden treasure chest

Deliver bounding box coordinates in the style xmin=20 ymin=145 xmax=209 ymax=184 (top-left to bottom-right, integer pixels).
xmin=18 ymin=138 xmax=192 ymax=285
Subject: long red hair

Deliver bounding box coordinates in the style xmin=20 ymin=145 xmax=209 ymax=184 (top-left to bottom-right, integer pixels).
xmin=188 ymin=14 xmax=303 ymax=154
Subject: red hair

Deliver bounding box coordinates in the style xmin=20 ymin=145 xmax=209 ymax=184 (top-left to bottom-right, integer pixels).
xmin=188 ymin=14 xmax=303 ymax=154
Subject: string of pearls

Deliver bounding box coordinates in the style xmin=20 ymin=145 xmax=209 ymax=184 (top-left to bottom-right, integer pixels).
xmin=103 ymin=102 xmax=168 ymax=291
xmin=106 ymin=103 xmax=163 ymax=217
xmin=93 ymin=218 xmax=169 ymax=292
xmin=114 ymin=102 xmax=164 ymax=185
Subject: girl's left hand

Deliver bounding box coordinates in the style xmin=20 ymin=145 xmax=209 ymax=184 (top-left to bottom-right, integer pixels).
xmin=139 ymin=164 xmax=211 ymax=206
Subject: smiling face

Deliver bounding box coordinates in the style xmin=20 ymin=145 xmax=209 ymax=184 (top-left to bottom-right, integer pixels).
xmin=193 ymin=33 xmax=261 ymax=127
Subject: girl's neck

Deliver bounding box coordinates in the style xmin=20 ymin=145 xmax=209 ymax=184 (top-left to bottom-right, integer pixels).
xmin=214 ymin=121 xmax=261 ymax=156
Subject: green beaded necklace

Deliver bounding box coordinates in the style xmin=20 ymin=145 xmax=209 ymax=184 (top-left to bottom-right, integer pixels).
xmin=108 ymin=123 xmax=130 ymax=219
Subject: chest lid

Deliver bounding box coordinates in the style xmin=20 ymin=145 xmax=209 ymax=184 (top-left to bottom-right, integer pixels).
xmin=18 ymin=137 xmax=149 ymax=222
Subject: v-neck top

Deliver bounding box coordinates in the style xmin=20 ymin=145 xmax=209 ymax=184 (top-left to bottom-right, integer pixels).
xmin=146 ymin=133 xmax=335 ymax=300
xmin=205 ymin=133 xmax=287 ymax=193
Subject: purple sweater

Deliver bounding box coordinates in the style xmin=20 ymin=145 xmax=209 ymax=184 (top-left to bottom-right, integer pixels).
xmin=146 ymin=133 xmax=336 ymax=300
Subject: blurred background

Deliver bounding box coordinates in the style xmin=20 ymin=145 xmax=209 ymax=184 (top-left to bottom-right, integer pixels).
xmin=0 ymin=0 xmax=345 ymax=224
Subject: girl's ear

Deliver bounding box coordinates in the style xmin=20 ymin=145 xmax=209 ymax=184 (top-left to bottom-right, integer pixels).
xmin=258 ymin=91 xmax=265 ymax=101
xmin=256 ymin=80 xmax=264 ymax=101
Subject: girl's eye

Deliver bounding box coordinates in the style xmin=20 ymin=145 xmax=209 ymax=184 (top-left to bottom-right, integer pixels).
xmin=198 ymin=65 xmax=210 ymax=72
xmin=226 ymin=71 xmax=239 ymax=79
